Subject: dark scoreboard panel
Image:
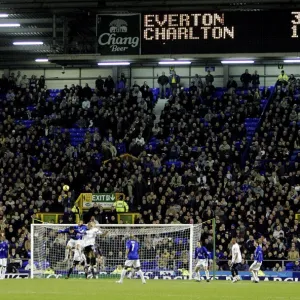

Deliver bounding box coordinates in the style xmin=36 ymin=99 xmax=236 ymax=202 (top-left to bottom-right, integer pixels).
xmin=142 ymin=11 xmax=300 ymax=54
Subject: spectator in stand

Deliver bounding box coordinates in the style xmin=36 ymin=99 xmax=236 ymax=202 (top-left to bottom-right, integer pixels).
xmin=157 ymin=72 xmax=169 ymax=99
xmin=95 ymin=75 xmax=104 ymax=91
xmin=140 ymin=81 xmax=150 ymax=99
xmin=20 ymin=75 xmax=28 ymax=90
xmin=189 ymin=81 xmax=198 ymax=94
xmin=82 ymin=83 xmax=92 ymax=99
xmin=240 ymin=69 xmax=252 ymax=89
xmin=288 ymin=246 xmax=300 ymax=261
xmin=29 ymin=75 xmax=37 ymax=90
xmin=38 ymin=76 xmax=45 ymax=89
xmin=16 ymin=71 xmax=22 ymax=88
xmin=251 ymin=70 xmax=260 ymax=89
xmin=0 ymin=74 xmax=8 ymax=92
xmin=132 ymin=81 xmax=140 ymax=89
xmin=116 ymin=73 xmax=126 ymax=94
xmin=277 ymin=70 xmax=288 ymax=86
xmin=193 ymin=74 xmax=203 ymax=91
xmin=82 ymin=98 xmax=91 ymax=110
xmin=293 ymin=260 xmax=300 ymax=271
xmin=104 ymin=75 xmax=115 ymax=94
xmin=205 ymin=70 xmax=214 ymax=86
xmin=289 ymin=74 xmax=297 ymax=85
xmin=262 ymin=87 xmax=271 ymax=99
xmin=227 ymin=76 xmax=237 ymax=90
xmin=169 ymin=70 xmax=180 ymax=95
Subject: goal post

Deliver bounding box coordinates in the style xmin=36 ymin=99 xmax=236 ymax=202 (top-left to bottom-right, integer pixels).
xmin=30 ymin=222 xmax=215 ymax=280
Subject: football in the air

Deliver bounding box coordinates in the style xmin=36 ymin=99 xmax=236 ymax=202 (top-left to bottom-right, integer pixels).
xmin=63 ymin=185 xmax=70 ymax=192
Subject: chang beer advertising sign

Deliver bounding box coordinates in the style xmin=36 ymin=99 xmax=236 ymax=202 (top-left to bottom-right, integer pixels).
xmin=82 ymin=193 xmax=116 ymax=209
xmin=96 ymin=14 xmax=141 ymax=55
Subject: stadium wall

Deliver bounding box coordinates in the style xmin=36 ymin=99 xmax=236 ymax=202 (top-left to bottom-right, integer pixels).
xmin=3 ymin=64 xmax=300 ymax=89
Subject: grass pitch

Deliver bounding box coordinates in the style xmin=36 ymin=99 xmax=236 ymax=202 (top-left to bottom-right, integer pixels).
xmin=0 ymin=279 xmax=299 ymax=300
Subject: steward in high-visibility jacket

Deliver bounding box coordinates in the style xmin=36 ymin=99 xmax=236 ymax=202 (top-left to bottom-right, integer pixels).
xmin=277 ymin=70 xmax=288 ymax=85
xmin=113 ymin=200 xmax=129 ymax=212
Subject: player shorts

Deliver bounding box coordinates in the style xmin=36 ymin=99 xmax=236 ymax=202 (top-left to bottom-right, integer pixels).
xmin=196 ymin=259 xmax=208 ymax=268
xmin=67 ymin=239 xmax=81 ymax=248
xmin=250 ymin=261 xmax=262 ymax=271
xmin=0 ymin=258 xmax=7 ymax=267
xmin=124 ymin=260 xmax=141 ymax=268
xmin=73 ymin=260 xmax=85 ymax=267
xmin=83 ymin=245 xmax=94 ymax=254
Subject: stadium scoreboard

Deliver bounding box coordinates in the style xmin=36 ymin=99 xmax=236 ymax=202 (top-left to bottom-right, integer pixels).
xmin=142 ymin=11 xmax=300 ymax=54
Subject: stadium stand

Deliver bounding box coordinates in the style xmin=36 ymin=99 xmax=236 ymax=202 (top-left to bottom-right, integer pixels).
xmin=0 ymin=71 xmax=299 ymax=274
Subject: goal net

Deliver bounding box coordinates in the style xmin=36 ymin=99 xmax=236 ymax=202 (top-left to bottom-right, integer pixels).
xmin=30 ymin=223 xmax=210 ymax=280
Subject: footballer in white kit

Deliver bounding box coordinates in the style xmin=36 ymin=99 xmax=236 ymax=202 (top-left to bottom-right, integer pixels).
xmin=81 ymin=222 xmax=108 ymax=279
xmin=65 ymin=241 xmax=87 ymax=279
xmin=230 ymin=238 xmax=242 ymax=283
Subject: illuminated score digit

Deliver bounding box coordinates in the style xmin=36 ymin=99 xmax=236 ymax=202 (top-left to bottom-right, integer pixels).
xmin=291 ymin=12 xmax=300 ymax=38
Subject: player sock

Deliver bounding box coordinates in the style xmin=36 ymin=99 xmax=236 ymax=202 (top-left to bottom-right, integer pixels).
xmin=137 ymin=269 xmax=146 ymax=283
xmin=65 ymin=249 xmax=70 ymax=260
xmin=119 ymin=269 xmax=127 ymax=283
xmin=67 ymin=267 xmax=73 ymax=277
xmin=205 ymin=270 xmax=209 ymax=280
xmin=1 ymin=266 xmax=6 ymax=278
xmin=254 ymin=271 xmax=259 ymax=281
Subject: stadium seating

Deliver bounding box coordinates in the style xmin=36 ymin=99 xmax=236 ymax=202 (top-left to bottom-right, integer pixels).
xmin=0 ymin=73 xmax=299 ymax=274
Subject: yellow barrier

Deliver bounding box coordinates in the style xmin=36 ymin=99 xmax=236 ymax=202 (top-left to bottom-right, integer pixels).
xmin=117 ymin=213 xmax=141 ymax=224
xmin=35 ymin=213 xmax=80 ymax=224
xmin=75 ymin=192 xmax=126 ymax=212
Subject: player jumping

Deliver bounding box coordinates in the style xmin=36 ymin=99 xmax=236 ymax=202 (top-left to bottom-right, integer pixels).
xmin=81 ymin=222 xmax=108 ymax=279
xmin=116 ymin=234 xmax=146 ymax=284
xmin=249 ymin=240 xmax=263 ymax=283
xmin=59 ymin=226 xmax=84 ymax=261
xmin=194 ymin=241 xmax=210 ymax=282
xmin=0 ymin=234 xmax=9 ymax=280
xmin=65 ymin=240 xmax=87 ymax=279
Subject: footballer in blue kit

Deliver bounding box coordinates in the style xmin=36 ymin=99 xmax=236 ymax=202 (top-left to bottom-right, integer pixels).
xmin=0 ymin=235 xmax=9 ymax=280
xmin=194 ymin=241 xmax=210 ymax=282
xmin=116 ymin=235 xmax=146 ymax=284
xmin=59 ymin=226 xmax=84 ymax=260
xmin=249 ymin=240 xmax=264 ymax=283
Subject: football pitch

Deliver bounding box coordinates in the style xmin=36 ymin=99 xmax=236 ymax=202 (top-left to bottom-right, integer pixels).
xmin=0 ymin=279 xmax=299 ymax=300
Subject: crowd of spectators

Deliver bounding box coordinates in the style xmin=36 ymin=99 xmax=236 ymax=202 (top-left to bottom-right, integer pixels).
xmin=0 ymin=69 xmax=299 ymax=273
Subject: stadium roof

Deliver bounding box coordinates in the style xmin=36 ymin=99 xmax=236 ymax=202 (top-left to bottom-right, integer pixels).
xmin=0 ymin=0 xmax=299 ymax=67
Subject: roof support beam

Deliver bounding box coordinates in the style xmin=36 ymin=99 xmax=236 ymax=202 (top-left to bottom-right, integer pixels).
xmin=0 ymin=27 xmax=63 ymax=33
xmin=0 ymin=18 xmax=62 ymax=24
xmin=0 ymin=45 xmax=52 ymax=51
